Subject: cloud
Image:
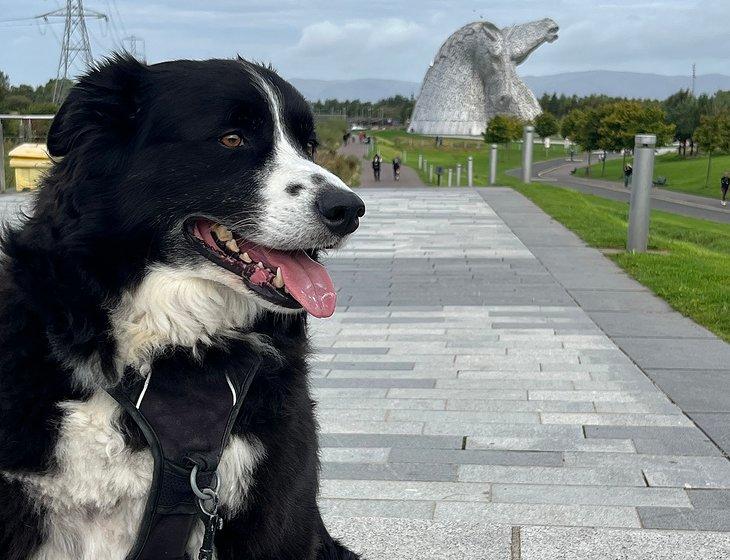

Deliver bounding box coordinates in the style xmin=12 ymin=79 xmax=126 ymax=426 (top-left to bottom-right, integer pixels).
xmin=293 ymin=18 xmax=425 ymax=56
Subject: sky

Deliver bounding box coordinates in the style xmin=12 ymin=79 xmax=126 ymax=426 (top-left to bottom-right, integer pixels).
xmin=0 ymin=0 xmax=728 ymax=87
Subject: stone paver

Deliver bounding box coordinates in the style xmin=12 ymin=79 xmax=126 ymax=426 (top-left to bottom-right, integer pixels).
xmin=309 ymin=188 xmax=730 ymax=554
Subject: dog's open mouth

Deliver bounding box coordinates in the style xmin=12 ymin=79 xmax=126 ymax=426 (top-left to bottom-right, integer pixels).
xmin=184 ymin=218 xmax=336 ymax=318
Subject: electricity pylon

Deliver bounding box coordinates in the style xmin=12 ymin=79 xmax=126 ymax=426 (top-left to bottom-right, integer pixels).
xmin=36 ymin=1 xmax=107 ymax=103
xmin=123 ymin=35 xmax=146 ymax=63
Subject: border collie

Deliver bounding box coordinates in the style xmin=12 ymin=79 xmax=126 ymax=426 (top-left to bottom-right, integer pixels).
xmin=0 ymin=55 xmax=364 ymax=559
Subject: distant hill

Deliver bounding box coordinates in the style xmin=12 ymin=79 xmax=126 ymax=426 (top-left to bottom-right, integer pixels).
xmin=523 ymin=71 xmax=730 ymax=99
xmin=288 ymin=78 xmax=419 ymax=102
xmin=289 ymin=71 xmax=730 ymax=102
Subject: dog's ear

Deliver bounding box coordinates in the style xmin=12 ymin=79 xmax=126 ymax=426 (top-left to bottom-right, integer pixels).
xmin=47 ymin=54 xmax=147 ymax=157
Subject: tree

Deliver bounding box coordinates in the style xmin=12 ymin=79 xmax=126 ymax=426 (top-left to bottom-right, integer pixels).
xmin=483 ymin=114 xmax=523 ymax=149
xmin=664 ymin=90 xmax=699 ymax=156
xmin=560 ymin=109 xmax=586 ymax=141
xmin=573 ymin=108 xmax=605 ymax=175
xmin=534 ymin=112 xmax=559 ymax=140
xmin=694 ymin=112 xmax=730 ymax=187
xmin=598 ymin=101 xmax=675 ymax=177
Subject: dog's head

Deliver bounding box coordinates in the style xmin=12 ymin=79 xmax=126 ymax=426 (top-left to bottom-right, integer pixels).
xmin=46 ymin=55 xmax=364 ymax=319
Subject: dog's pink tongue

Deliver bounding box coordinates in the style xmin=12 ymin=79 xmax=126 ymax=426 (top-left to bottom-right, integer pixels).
xmin=263 ymin=249 xmax=336 ymax=318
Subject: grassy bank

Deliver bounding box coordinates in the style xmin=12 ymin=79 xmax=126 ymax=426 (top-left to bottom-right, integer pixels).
xmin=508 ymin=178 xmax=730 ymax=342
xmin=589 ymin=152 xmax=730 ymax=199
xmin=315 ymin=119 xmax=361 ymax=187
xmin=370 ymin=130 xmax=566 ymax=185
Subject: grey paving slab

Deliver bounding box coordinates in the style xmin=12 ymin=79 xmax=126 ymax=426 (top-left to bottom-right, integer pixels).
xmin=320 ymin=434 xmax=463 ymax=449
xmin=587 ymin=311 xmax=715 ymax=339
xmin=491 ymin=483 xmax=690 ymax=507
xmin=643 ymin=370 xmax=730 ymax=412
xmin=459 ymin=464 xmax=645 ymax=486
xmin=321 ymin=461 xmax=458 ymax=482
xmin=324 ymin=517 xmax=511 ymax=560
xmin=435 ymin=501 xmax=641 ymax=528
xmin=319 ymin=498 xmax=435 ymax=519
xmin=638 ymin=507 xmax=730 ymax=531
xmin=312 ymin=378 xmax=437 ymax=388
xmin=688 ymin=489 xmax=730 ymax=509
xmin=388 ymin=447 xmax=562 ymax=467
xmin=319 ymin=480 xmax=491 ymax=502
xmin=688 ymin=413 xmax=730 ymax=453
xmin=519 ymin=525 xmax=730 ymax=559
xmin=613 ymin=338 xmax=730 ymax=371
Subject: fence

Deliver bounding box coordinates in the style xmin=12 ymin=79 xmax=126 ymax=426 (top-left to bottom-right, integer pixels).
xmin=0 ymin=114 xmax=55 ymax=193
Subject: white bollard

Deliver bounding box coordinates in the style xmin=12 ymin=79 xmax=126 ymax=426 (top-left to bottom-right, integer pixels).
xmin=627 ymin=134 xmax=657 ymax=252
xmin=467 ymin=156 xmax=473 ymax=187
xmin=489 ymin=144 xmax=498 ymax=185
xmin=456 ymin=164 xmax=462 ymax=187
xmin=418 ymin=154 xmax=423 ymax=170
xmin=447 ymin=168 xmax=453 ymax=187
xmin=429 ymin=164 xmax=434 ymax=182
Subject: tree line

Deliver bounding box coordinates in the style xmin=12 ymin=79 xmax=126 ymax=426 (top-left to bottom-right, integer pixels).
xmin=488 ymin=89 xmax=730 ymax=181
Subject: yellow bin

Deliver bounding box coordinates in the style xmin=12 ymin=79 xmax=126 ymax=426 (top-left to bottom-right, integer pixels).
xmin=8 ymin=143 xmax=52 ymax=191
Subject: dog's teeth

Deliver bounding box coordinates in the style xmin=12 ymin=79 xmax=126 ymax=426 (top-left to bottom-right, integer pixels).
xmin=225 ymin=239 xmax=239 ymax=253
xmin=272 ymin=268 xmax=284 ymax=288
xmin=241 ymin=252 xmax=252 ymax=263
xmin=257 ymin=262 xmax=264 ymax=269
xmin=211 ymin=224 xmax=233 ymax=242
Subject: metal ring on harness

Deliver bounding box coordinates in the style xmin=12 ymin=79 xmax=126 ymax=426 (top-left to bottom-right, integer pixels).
xmin=189 ymin=464 xmax=220 ymax=501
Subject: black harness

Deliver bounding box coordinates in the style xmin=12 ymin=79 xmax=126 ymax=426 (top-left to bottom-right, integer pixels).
xmin=107 ymin=357 xmax=260 ymax=560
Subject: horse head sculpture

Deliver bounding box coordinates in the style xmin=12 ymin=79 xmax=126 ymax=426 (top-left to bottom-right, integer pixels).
xmin=409 ymin=18 xmax=558 ymax=136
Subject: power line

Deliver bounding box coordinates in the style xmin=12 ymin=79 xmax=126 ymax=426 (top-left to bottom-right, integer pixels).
xmin=34 ymin=1 xmax=108 ymax=103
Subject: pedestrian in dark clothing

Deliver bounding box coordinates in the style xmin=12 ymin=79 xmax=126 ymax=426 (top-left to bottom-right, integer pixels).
xmin=372 ymin=154 xmax=382 ymax=182
xmin=721 ymin=172 xmax=729 ymax=207
xmin=623 ymin=164 xmax=633 ymax=188
xmin=392 ymin=157 xmax=401 ymax=181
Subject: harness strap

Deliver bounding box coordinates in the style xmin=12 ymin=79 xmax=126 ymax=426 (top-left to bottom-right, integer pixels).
xmin=107 ymin=356 xmax=260 ymax=560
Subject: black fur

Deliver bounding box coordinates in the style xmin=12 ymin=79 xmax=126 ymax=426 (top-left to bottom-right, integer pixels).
xmin=0 ymin=55 xmax=360 ymax=559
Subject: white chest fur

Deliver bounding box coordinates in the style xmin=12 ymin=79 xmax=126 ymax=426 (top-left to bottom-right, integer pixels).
xmin=5 ymin=391 xmax=263 ymax=560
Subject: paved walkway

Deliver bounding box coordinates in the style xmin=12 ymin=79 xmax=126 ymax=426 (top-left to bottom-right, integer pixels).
xmin=339 ymin=141 xmax=425 ymax=187
xmin=515 ymin=158 xmax=730 ymax=224
xmin=314 ymin=188 xmax=730 ymax=558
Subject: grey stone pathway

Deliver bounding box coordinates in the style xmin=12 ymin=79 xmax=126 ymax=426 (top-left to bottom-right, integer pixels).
xmin=313 ymin=188 xmax=730 ymax=558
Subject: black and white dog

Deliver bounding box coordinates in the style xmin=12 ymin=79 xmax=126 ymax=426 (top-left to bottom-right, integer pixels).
xmin=0 ymin=55 xmax=365 ymax=559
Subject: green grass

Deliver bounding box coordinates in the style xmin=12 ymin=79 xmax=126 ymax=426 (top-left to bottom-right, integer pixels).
xmin=589 ymin=152 xmax=730 ymax=199
xmin=366 ymin=128 xmax=730 ymax=342
xmin=369 ymin=130 xmax=566 ymax=185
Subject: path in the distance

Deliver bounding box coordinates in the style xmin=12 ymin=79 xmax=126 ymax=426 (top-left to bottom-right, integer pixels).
xmin=338 ymin=141 xmax=425 ymax=187
xmin=512 ymin=158 xmax=730 ymax=224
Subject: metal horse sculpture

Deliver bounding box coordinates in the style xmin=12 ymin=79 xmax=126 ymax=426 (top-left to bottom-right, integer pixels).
xmin=409 ymin=18 xmax=559 ymax=137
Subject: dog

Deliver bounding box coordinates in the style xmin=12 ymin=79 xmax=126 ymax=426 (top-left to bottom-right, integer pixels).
xmin=0 ymin=54 xmax=365 ymax=560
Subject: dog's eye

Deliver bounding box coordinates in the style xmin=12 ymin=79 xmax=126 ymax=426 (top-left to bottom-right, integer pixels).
xmin=220 ymin=133 xmax=244 ymax=148
xmin=307 ymin=140 xmax=318 ymax=161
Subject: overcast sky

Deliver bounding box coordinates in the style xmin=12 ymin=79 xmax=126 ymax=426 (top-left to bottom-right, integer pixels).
xmin=1 ymin=0 xmax=727 ymax=87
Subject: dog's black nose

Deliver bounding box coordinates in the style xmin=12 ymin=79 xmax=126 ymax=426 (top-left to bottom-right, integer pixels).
xmin=315 ymin=189 xmax=365 ymax=236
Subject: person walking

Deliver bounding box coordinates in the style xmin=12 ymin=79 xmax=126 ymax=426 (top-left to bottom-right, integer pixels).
xmin=372 ymin=154 xmax=382 ymax=182
xmin=623 ymin=164 xmax=633 ymax=188
xmin=392 ymin=156 xmax=401 ymax=181
xmin=721 ymin=172 xmax=729 ymax=207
